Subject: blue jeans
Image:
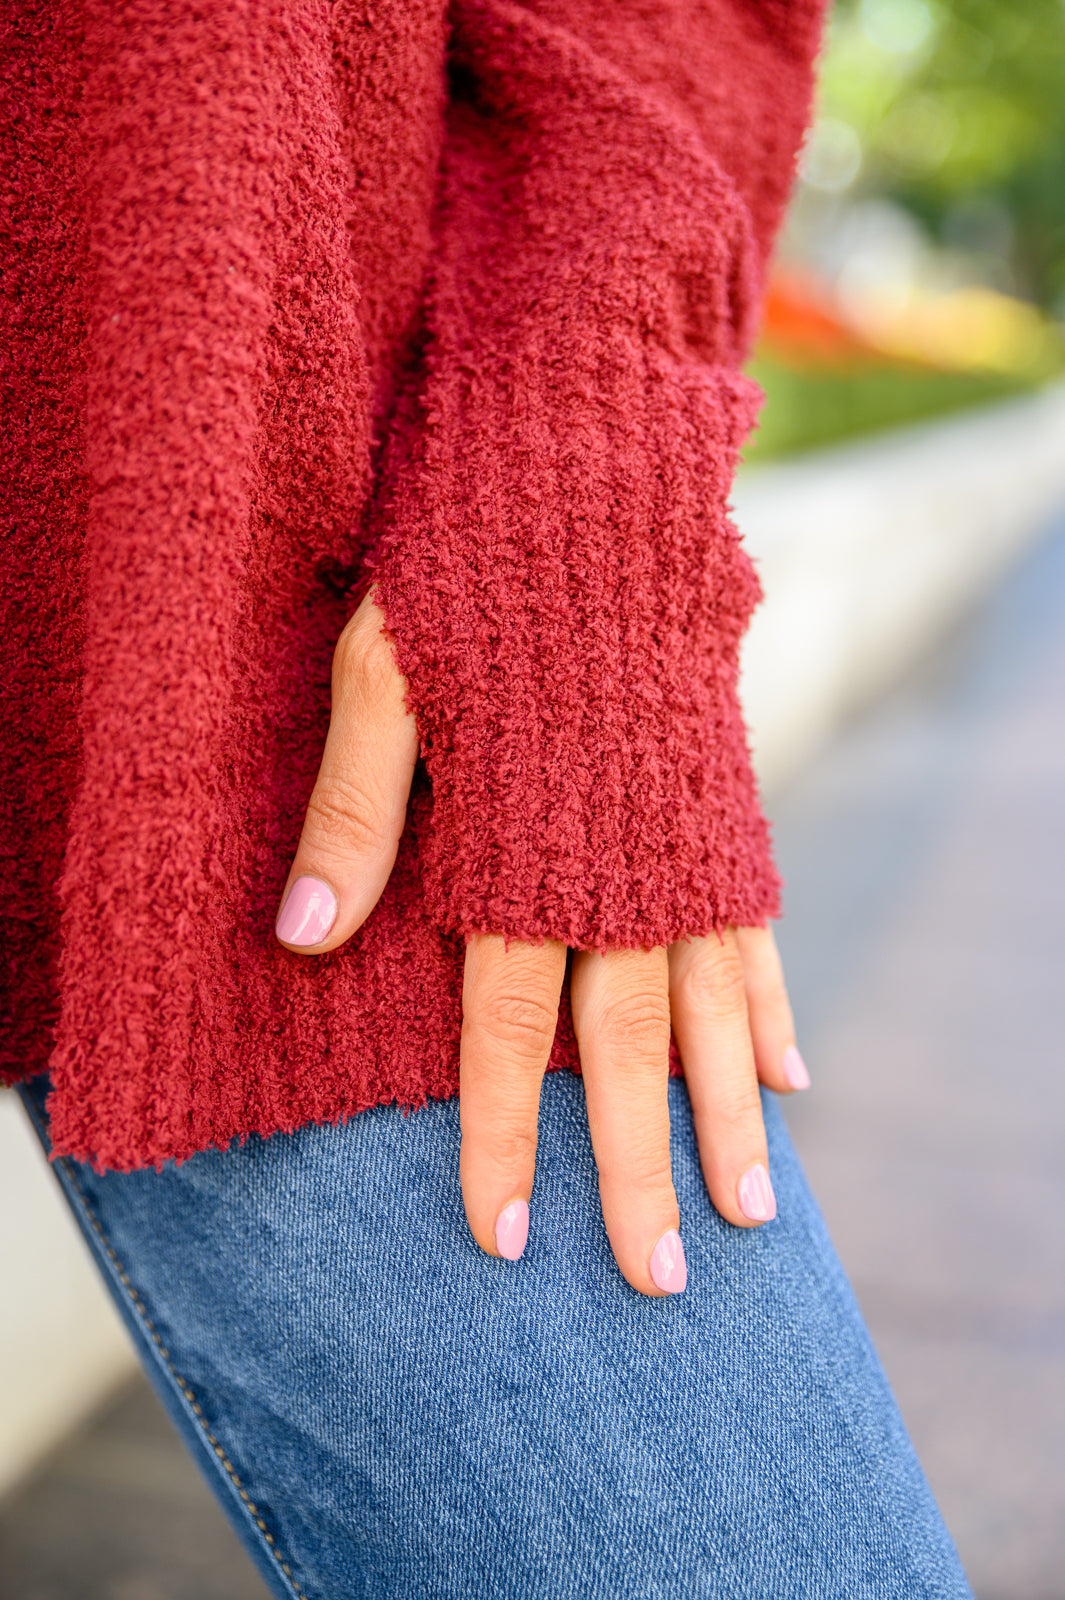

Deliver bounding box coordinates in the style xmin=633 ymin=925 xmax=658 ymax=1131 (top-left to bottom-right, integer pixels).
xmin=20 ymin=1071 xmax=971 ymax=1599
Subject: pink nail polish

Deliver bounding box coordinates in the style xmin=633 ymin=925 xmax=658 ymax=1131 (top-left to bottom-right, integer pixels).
xmin=738 ymin=1163 xmax=777 ymax=1222
xmin=275 ymin=876 xmax=338 ymax=947
xmin=494 ymin=1200 xmax=529 ymax=1261
xmin=649 ymin=1229 xmax=687 ymax=1294
xmin=782 ymin=1045 xmax=810 ymax=1090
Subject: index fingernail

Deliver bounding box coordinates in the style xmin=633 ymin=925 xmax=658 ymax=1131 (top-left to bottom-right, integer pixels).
xmin=738 ymin=1163 xmax=777 ymax=1222
xmin=494 ymin=1200 xmax=529 ymax=1261
xmin=650 ymin=1229 xmax=687 ymax=1294
xmin=276 ymin=876 xmax=338 ymax=946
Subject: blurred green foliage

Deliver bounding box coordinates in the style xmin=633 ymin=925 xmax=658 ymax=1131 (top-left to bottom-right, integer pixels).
xmin=820 ymin=0 xmax=1065 ymax=309
xmin=744 ymin=354 xmax=1032 ymax=460
xmin=748 ymin=0 xmax=1065 ymax=459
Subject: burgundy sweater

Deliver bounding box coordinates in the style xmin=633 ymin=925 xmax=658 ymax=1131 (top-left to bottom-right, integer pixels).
xmin=1 ymin=0 xmax=826 ymax=1171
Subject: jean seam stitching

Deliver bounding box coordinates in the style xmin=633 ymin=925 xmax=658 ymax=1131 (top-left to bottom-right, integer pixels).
xmin=54 ymin=1154 xmax=312 ymax=1600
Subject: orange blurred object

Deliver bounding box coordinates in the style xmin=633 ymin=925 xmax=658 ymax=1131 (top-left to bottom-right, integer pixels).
xmin=760 ymin=271 xmax=883 ymax=366
xmin=761 ymin=267 xmax=1060 ymax=376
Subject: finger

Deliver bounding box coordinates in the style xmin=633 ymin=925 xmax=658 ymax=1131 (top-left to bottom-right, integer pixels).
xmin=460 ymin=933 xmax=567 ymax=1260
xmin=735 ymin=925 xmax=809 ymax=1093
xmin=669 ymin=929 xmax=776 ymax=1229
xmin=570 ymin=947 xmax=684 ymax=1297
xmin=275 ymin=588 xmax=419 ymax=954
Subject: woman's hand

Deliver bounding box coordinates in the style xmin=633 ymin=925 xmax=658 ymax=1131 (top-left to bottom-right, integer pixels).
xmin=275 ymin=591 xmax=809 ymax=1296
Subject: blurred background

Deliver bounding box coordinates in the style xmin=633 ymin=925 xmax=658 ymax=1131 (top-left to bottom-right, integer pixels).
xmin=1 ymin=1 xmax=1063 ymax=1595
xmin=754 ymin=0 xmax=1065 ymax=460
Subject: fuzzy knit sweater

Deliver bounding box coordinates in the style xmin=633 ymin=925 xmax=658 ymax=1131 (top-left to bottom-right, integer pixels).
xmin=1 ymin=0 xmax=826 ymax=1170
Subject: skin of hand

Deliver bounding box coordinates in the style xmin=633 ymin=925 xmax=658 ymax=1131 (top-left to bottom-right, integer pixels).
xmin=275 ymin=590 xmax=810 ymax=1296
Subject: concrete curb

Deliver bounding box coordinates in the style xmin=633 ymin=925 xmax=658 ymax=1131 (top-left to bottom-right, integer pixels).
xmin=0 ymin=1093 xmax=136 ymax=1497
xmin=737 ymin=382 xmax=1065 ymax=794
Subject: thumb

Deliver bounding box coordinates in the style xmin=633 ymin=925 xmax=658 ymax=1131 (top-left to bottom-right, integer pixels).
xmin=275 ymin=588 xmax=419 ymax=954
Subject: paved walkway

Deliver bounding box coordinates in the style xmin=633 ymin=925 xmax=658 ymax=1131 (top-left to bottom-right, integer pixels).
xmin=2 ymin=508 xmax=1063 ymax=1597
xmin=773 ymin=502 xmax=1065 ymax=1600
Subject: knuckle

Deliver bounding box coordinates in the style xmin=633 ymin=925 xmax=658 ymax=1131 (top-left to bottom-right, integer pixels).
xmin=677 ymin=949 xmax=748 ymax=1019
xmin=305 ymin=774 xmax=387 ymax=854
xmin=747 ymin=977 xmax=791 ymax=1026
xmin=711 ymin=1078 xmax=763 ymax=1131
xmin=472 ymin=990 xmax=558 ymax=1063
xmin=595 ymin=992 xmax=672 ymax=1057
xmin=475 ymin=1115 xmax=538 ymax=1173
xmin=333 ymin=616 xmax=397 ymax=701
xmin=746 ymin=962 xmax=792 ymax=1018
xmin=739 ymin=934 xmax=787 ymax=1005
xmin=615 ymin=1134 xmax=674 ymax=1196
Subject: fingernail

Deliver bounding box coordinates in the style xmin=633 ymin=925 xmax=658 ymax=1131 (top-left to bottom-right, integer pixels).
xmin=494 ymin=1200 xmax=529 ymax=1261
xmin=275 ymin=876 xmax=338 ymax=947
xmin=782 ymin=1045 xmax=810 ymax=1090
xmin=738 ymin=1163 xmax=777 ymax=1222
xmin=649 ymin=1229 xmax=687 ymax=1294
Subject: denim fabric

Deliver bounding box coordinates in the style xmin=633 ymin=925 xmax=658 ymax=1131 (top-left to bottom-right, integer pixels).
xmin=21 ymin=1072 xmax=972 ymax=1600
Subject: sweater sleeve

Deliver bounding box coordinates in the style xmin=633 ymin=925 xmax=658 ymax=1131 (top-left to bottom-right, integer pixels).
xmin=367 ymin=0 xmax=824 ymax=949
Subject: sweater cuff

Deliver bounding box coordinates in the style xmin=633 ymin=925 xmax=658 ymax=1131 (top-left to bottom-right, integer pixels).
xmin=366 ymin=12 xmax=782 ymax=948
xmin=369 ymin=352 xmax=780 ymax=949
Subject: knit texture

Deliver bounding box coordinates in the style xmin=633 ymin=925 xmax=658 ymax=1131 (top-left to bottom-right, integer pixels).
xmin=1 ymin=0 xmax=826 ymax=1170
